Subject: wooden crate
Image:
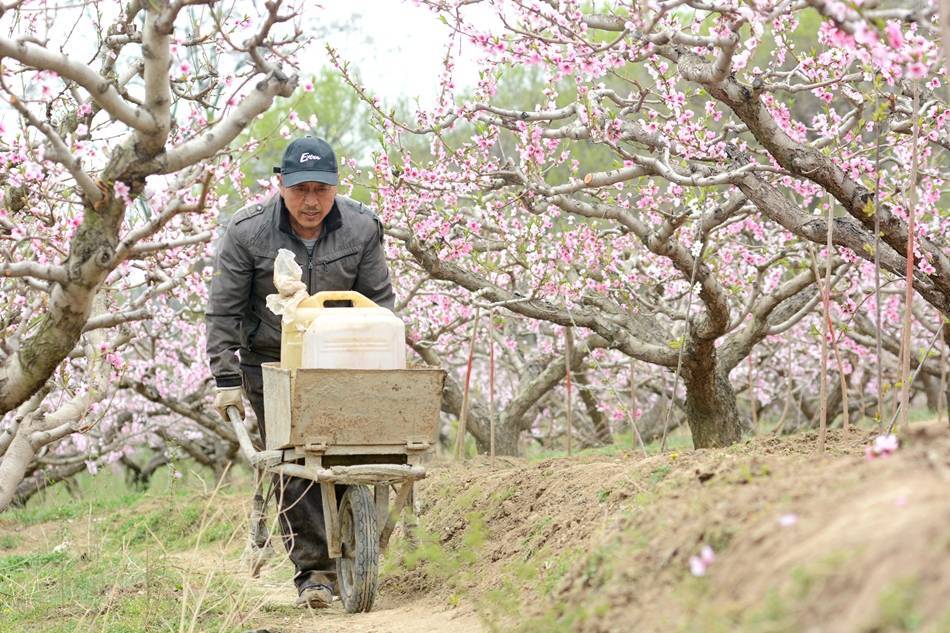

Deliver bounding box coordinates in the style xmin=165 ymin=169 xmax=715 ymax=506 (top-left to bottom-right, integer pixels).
xmin=261 ymin=362 xmax=445 ymax=453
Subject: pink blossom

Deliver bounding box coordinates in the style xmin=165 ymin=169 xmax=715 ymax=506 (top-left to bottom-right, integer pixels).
xmin=884 ymin=23 xmax=904 ymax=49
xmin=114 ymin=181 xmax=132 ymax=205
xmin=778 ymin=513 xmax=798 ymax=527
xmin=905 ymin=61 xmax=927 ymax=80
xmin=689 ymin=556 xmax=706 ymax=576
xmin=864 ymin=434 xmax=899 ymax=460
xmin=689 ymin=544 xmax=715 ymax=576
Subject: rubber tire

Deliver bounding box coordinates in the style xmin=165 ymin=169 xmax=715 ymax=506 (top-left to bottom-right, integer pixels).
xmin=336 ymin=485 xmax=379 ymax=613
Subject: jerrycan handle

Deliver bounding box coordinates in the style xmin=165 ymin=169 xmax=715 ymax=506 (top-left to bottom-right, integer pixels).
xmin=298 ymin=291 xmax=378 ymax=309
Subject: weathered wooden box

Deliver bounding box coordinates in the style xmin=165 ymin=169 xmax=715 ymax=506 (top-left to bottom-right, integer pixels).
xmin=261 ymin=362 xmax=445 ymax=454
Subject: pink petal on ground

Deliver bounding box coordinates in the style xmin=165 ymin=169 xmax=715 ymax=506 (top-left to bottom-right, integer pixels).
xmin=689 ymin=556 xmax=706 ymax=577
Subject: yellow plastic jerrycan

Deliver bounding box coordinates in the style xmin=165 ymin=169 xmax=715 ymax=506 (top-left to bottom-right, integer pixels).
xmin=280 ymin=292 xmax=329 ymax=371
xmin=286 ymin=291 xmax=405 ymax=370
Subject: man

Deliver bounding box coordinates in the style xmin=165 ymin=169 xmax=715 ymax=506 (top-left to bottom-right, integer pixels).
xmin=205 ymin=136 xmax=395 ymax=608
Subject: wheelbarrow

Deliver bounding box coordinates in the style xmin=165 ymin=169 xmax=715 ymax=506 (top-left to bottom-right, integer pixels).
xmin=227 ymin=362 xmax=445 ymax=613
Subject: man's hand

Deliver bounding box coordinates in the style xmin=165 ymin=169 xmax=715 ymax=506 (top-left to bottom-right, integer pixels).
xmin=214 ymin=386 xmax=245 ymax=421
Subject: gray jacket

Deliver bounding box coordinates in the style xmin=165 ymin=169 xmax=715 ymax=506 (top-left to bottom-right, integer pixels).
xmin=205 ymin=194 xmax=395 ymax=388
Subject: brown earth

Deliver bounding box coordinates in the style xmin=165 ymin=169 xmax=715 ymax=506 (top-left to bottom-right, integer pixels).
xmin=169 ymin=545 xmax=485 ymax=633
xmin=387 ymin=422 xmax=950 ymax=632
xmin=3 ymin=422 xmax=948 ymax=632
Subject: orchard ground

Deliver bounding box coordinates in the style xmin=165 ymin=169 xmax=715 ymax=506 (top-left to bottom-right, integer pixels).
xmin=1 ymin=415 xmax=947 ymax=633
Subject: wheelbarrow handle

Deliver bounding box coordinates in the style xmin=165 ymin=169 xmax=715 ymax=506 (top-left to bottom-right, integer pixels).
xmin=225 ymin=406 xmax=282 ymax=469
xmin=226 ymin=405 xmax=243 ymax=425
xmin=226 ymin=405 xmax=258 ymax=464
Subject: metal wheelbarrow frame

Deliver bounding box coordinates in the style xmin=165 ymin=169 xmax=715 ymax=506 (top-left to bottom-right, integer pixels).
xmin=228 ymin=362 xmax=445 ymax=613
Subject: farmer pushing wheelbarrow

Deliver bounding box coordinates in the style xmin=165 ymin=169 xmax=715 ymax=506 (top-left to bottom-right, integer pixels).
xmin=205 ymin=137 xmax=396 ymax=609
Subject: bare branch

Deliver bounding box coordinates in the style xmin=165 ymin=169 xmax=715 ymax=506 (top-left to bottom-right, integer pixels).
xmin=144 ymin=72 xmax=296 ymax=174
xmin=1 ymin=85 xmax=102 ymax=202
xmin=82 ymin=309 xmax=150 ymax=332
xmin=0 ymin=261 xmax=69 ymax=284
xmin=0 ymin=37 xmax=154 ymax=133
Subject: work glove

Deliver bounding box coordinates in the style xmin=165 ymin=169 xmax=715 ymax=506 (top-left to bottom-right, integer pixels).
xmin=214 ymin=386 xmax=245 ymax=421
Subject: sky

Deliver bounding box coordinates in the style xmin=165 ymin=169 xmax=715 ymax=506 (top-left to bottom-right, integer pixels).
xmin=306 ymin=2 xmax=485 ymax=108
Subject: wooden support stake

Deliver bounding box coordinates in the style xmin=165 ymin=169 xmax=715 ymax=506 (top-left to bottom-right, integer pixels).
xmin=940 ymin=326 xmax=948 ymax=426
xmin=897 ymin=84 xmax=920 ymax=434
xmin=565 ymin=327 xmax=574 ymax=457
xmin=455 ymin=307 xmax=481 ymax=461
xmin=808 ymin=245 xmax=829 ymax=454
xmin=489 ymin=308 xmax=496 ymax=466
xmin=748 ymin=356 xmax=758 ymax=434
xmin=630 ymin=358 xmax=642 ymax=448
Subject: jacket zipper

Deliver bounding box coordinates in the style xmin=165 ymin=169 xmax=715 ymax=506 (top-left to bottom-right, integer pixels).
xmin=307 ymin=249 xmax=314 ymax=294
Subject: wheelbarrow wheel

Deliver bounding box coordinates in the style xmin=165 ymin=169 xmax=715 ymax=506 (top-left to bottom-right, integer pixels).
xmin=336 ymin=485 xmax=379 ymax=613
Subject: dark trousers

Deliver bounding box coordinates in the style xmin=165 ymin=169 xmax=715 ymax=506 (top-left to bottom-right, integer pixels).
xmin=242 ymin=364 xmax=341 ymax=591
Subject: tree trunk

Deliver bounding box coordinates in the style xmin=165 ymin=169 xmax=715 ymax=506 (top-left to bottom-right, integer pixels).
xmin=0 ymin=198 xmax=124 ymax=416
xmin=13 ymin=461 xmax=87 ymax=507
xmin=492 ymin=422 xmax=521 ymax=456
xmin=0 ymin=426 xmax=36 ymax=511
xmin=682 ymin=343 xmax=742 ymax=448
xmin=922 ymin=373 xmax=941 ymax=413
xmin=575 ymin=370 xmax=612 ymax=445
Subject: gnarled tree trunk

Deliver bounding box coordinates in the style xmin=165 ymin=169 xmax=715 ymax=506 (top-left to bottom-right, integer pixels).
xmin=682 ymin=341 xmax=742 ymax=448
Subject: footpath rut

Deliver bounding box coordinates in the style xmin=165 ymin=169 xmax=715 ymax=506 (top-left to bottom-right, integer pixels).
xmin=172 ymin=546 xmax=485 ymax=633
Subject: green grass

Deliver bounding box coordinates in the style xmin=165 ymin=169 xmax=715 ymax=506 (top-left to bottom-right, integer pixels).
xmin=875 ymin=578 xmax=924 ymax=632
xmin=0 ymin=533 xmax=19 ymax=550
xmin=0 ymin=463 xmax=260 ymax=632
xmin=526 ymin=426 xmax=695 ymax=461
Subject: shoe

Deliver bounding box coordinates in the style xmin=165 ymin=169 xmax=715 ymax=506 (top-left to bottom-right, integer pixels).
xmin=295 ymin=583 xmax=333 ymax=609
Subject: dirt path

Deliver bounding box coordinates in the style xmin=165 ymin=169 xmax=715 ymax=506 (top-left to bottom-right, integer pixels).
xmin=171 ymin=545 xmax=485 ymax=633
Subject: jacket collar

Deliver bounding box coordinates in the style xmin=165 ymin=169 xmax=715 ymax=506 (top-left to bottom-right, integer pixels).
xmin=276 ymin=195 xmax=343 ymax=238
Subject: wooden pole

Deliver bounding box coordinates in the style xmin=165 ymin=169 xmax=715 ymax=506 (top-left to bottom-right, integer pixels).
xmin=627 ymin=358 xmax=648 ymax=456
xmin=815 ymin=204 xmax=851 ymax=436
xmin=455 ymin=308 xmax=481 ymax=461
xmin=629 ymin=358 xmax=638 ymax=442
xmin=939 ymin=328 xmax=948 ymax=426
xmin=871 ymin=99 xmax=886 ymax=432
xmin=773 ymin=345 xmax=793 ymax=435
xmin=489 ymin=309 xmax=496 ymax=466
xmin=898 ymin=84 xmax=920 ymax=434
xmin=748 ymin=356 xmax=758 ymax=434
xmin=565 ymin=327 xmax=574 ymax=457
xmin=809 ymin=239 xmax=830 ymax=455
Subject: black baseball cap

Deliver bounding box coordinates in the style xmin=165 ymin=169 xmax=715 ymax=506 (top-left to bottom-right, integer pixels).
xmin=274 ymin=136 xmax=338 ymax=186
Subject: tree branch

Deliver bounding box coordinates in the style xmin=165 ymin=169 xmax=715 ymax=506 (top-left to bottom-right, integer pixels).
xmin=0 ymin=36 xmax=154 ymax=132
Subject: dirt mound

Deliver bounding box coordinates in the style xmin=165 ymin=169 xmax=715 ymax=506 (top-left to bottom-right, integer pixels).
xmin=384 ymin=424 xmax=950 ymax=632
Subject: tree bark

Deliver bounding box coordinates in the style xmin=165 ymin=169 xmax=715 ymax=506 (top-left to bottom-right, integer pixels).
xmin=0 ymin=426 xmax=36 ymax=510
xmin=575 ymin=370 xmax=612 ymax=445
xmin=12 ymin=461 xmax=87 ymax=507
xmin=681 ymin=341 xmax=742 ymax=448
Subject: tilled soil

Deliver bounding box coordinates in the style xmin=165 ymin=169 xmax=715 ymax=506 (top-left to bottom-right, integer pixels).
xmin=388 ymin=423 xmax=950 ymax=632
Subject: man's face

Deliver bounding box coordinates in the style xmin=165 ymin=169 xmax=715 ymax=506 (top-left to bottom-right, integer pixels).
xmin=279 ymin=177 xmax=337 ymax=239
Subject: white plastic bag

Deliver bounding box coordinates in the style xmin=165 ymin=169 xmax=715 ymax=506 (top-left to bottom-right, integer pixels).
xmin=265 ymin=248 xmax=309 ymax=325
